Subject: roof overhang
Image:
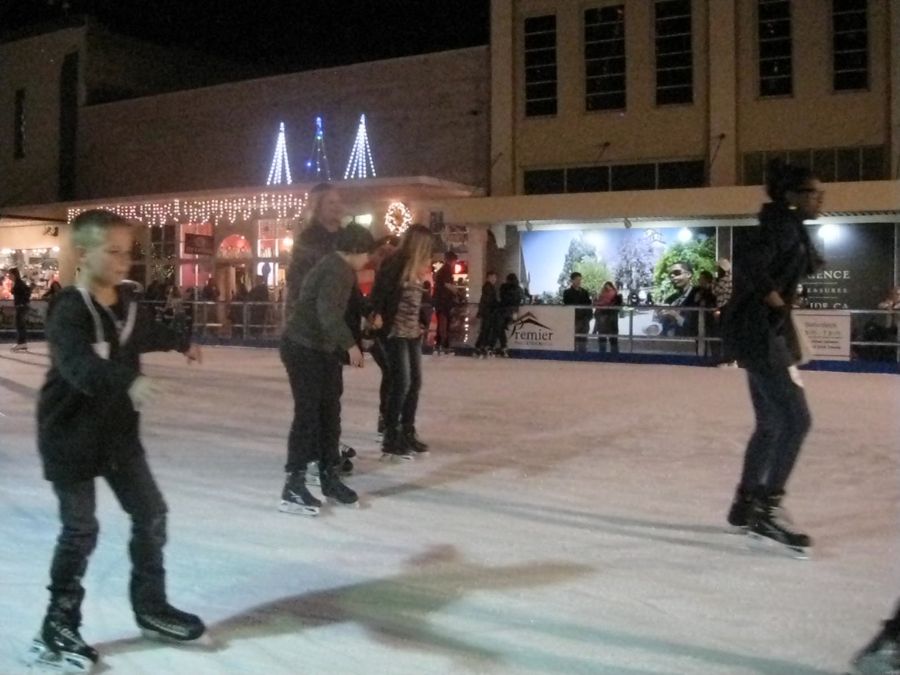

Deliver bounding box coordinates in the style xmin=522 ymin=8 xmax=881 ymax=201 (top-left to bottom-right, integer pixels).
xmin=437 ymin=180 xmax=900 ymax=228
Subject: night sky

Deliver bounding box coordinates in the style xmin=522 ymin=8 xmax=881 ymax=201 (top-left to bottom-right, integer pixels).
xmin=1 ymin=0 xmax=491 ymax=72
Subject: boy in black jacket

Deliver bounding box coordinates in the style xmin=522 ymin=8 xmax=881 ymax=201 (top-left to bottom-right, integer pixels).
xmin=30 ymin=210 xmax=204 ymax=672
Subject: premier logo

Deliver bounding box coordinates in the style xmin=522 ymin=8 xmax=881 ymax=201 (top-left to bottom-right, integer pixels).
xmin=509 ymin=312 xmax=554 ymax=343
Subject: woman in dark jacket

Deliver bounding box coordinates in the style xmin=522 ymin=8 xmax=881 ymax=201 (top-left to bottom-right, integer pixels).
xmin=723 ymin=159 xmax=824 ymax=553
xmin=371 ymin=225 xmax=434 ymax=458
xmin=9 ymin=267 xmax=31 ymax=351
xmin=593 ymin=281 xmax=623 ymax=353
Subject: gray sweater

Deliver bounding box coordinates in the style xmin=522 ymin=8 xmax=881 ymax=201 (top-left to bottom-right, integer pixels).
xmin=284 ymin=252 xmax=357 ymax=354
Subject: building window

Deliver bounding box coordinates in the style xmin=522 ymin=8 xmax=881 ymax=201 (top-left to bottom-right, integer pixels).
xmin=758 ymin=0 xmax=793 ymax=97
xmin=523 ymin=169 xmax=565 ymax=194
xmin=13 ymin=89 xmax=25 ymax=159
xmin=657 ymin=160 xmax=706 ymax=189
xmin=524 ymin=15 xmax=558 ymax=117
xmin=567 ymin=166 xmax=611 ymax=192
xmin=584 ymin=5 xmax=626 ymax=111
xmin=654 ymin=0 xmax=693 ymax=105
xmin=833 ymin=0 xmax=868 ymax=91
xmin=742 ymin=146 xmax=886 ymax=184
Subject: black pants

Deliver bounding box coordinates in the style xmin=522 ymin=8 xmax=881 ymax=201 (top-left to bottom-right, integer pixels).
xmin=475 ymin=311 xmax=495 ymax=350
xmin=370 ymin=336 xmax=391 ymax=420
xmin=385 ymin=337 xmax=422 ymax=431
xmin=493 ymin=309 xmax=514 ymax=349
xmin=48 ymin=453 xmax=168 ymax=617
xmin=281 ymin=338 xmax=343 ymax=474
xmin=738 ymin=367 xmax=812 ymax=496
xmin=15 ymin=305 xmax=28 ymax=345
xmin=435 ymin=308 xmax=452 ymax=349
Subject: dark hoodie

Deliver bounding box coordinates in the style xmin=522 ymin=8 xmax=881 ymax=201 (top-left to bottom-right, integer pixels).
xmin=285 ymin=222 xmax=338 ymax=313
xmin=723 ymin=202 xmax=823 ymax=370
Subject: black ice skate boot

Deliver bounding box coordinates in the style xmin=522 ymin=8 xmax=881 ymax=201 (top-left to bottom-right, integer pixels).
xmin=320 ymin=465 xmax=359 ymax=507
xmin=381 ymin=427 xmax=413 ymax=461
xmin=402 ymin=426 xmax=429 ymax=454
xmin=339 ymin=442 xmax=357 ymax=459
xmin=279 ymin=471 xmax=322 ymax=516
xmin=377 ymin=414 xmax=386 ymax=437
xmin=851 ymin=621 xmax=900 ymax=675
xmin=726 ymin=486 xmax=754 ymax=530
xmin=748 ymin=491 xmax=812 ymax=556
xmin=32 ymin=595 xmax=99 ymax=672
xmin=136 ymin=603 xmax=205 ymax=642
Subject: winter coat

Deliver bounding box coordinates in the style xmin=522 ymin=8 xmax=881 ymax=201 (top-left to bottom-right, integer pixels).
xmin=593 ymin=292 xmax=623 ymax=334
xmin=563 ymin=287 xmax=593 ymax=330
xmin=284 ymin=222 xmax=338 ymax=312
xmin=499 ymin=282 xmax=524 ymax=309
xmin=370 ymin=254 xmax=408 ymax=337
xmin=12 ymin=278 xmax=31 ymax=306
xmin=723 ymin=202 xmax=822 ymax=371
xmin=476 ymin=281 xmax=499 ymax=319
xmin=37 ymin=285 xmax=191 ymax=484
xmin=433 ymin=264 xmax=457 ymax=312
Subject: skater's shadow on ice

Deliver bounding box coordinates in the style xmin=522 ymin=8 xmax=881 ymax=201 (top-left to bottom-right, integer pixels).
xmin=94 ymin=545 xmax=596 ymax=670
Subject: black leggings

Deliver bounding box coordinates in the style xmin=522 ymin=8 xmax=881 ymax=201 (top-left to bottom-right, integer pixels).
xmin=15 ymin=305 xmax=28 ymax=344
xmin=384 ymin=337 xmax=422 ymax=431
xmin=738 ymin=367 xmax=812 ymax=496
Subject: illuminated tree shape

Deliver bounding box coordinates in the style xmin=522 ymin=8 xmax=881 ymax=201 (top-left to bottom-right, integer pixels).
xmin=344 ymin=114 xmax=377 ymax=180
xmin=305 ymin=116 xmax=332 ymax=181
xmin=266 ymin=122 xmax=293 ymax=186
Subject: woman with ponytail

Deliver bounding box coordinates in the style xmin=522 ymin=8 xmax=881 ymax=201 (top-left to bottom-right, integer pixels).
xmin=723 ymin=159 xmax=825 ymax=554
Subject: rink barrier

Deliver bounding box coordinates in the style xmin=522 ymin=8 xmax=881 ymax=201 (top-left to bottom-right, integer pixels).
xmin=1 ymin=299 xmax=897 ymax=373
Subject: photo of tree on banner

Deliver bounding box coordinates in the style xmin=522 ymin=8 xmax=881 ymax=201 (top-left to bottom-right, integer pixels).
xmin=556 ymin=235 xmax=611 ymax=297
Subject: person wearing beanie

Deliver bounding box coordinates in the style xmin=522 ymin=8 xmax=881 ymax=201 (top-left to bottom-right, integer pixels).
xmin=279 ymin=223 xmax=374 ymax=515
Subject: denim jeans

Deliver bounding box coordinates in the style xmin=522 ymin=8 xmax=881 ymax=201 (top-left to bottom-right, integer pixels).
xmin=385 ymin=337 xmax=422 ymax=431
xmin=739 ymin=367 xmax=812 ymax=495
xmin=281 ymin=338 xmax=343 ymax=473
xmin=48 ymin=453 xmax=168 ymax=615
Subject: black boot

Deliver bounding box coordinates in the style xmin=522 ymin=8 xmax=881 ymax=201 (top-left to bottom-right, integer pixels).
xmin=402 ymin=427 xmax=429 ymax=454
xmin=852 ymin=621 xmax=900 ymax=675
xmin=377 ymin=414 xmax=386 ymax=436
xmin=320 ymin=465 xmax=359 ymax=506
xmin=749 ymin=491 xmax=812 ymax=550
xmin=381 ymin=426 xmax=413 ymax=461
xmin=279 ymin=471 xmax=322 ymax=516
xmin=136 ymin=603 xmax=205 ymax=641
xmin=40 ymin=593 xmax=99 ymax=665
xmin=727 ymin=486 xmax=754 ymax=528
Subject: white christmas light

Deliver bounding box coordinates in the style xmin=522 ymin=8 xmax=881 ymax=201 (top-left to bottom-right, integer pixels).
xmin=67 ymin=193 xmax=308 ymax=227
xmin=384 ymin=201 xmax=412 ymax=235
xmin=266 ymin=122 xmax=293 ymax=186
xmin=306 ymin=116 xmax=332 ymax=181
xmin=344 ymin=114 xmax=377 ymax=180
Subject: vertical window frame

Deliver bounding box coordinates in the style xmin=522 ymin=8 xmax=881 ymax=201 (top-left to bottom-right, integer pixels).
xmin=832 ymin=0 xmax=869 ymax=92
xmin=13 ymin=89 xmax=25 ymax=160
xmin=654 ymin=0 xmax=694 ymax=106
xmin=757 ymin=0 xmax=793 ymax=98
xmin=584 ymin=5 xmax=627 ymax=112
xmin=523 ymin=14 xmax=559 ymax=118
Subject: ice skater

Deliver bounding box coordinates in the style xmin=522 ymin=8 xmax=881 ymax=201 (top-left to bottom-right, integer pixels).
xmin=851 ymin=601 xmax=900 ymax=674
xmin=8 ymin=266 xmax=31 ymax=351
xmin=371 ymin=225 xmax=434 ymax=459
xmin=279 ymin=224 xmax=375 ymax=515
xmin=29 ymin=209 xmax=205 ymax=673
xmin=473 ymin=271 xmax=499 ymax=357
xmin=722 ymin=159 xmax=825 ymax=556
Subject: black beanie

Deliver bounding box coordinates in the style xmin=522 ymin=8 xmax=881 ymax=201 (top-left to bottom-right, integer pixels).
xmin=335 ymin=223 xmax=375 ymax=254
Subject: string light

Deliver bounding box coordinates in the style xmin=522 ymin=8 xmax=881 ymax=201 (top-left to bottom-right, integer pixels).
xmin=266 ymin=122 xmax=293 ymax=186
xmin=344 ymin=114 xmax=377 ymax=180
xmin=384 ymin=201 xmax=412 ymax=235
xmin=67 ymin=193 xmax=308 ymax=226
xmin=306 ymin=116 xmax=332 ymax=181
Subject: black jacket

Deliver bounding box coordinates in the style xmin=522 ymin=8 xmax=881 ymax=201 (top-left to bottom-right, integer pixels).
xmin=433 ymin=264 xmax=457 ymax=311
xmin=498 ymin=282 xmax=524 ymax=310
xmin=477 ymin=281 xmax=499 ymax=318
xmin=285 ymin=222 xmax=338 ymax=312
xmin=370 ymin=254 xmax=407 ymax=336
xmin=12 ymin=278 xmax=31 ymax=307
xmin=37 ymin=286 xmax=190 ymax=484
xmin=723 ymin=202 xmax=822 ymax=370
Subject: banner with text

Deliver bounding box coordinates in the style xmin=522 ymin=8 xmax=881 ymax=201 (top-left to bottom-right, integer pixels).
xmin=793 ymin=310 xmax=851 ymax=361
xmin=506 ymin=306 xmax=575 ymax=351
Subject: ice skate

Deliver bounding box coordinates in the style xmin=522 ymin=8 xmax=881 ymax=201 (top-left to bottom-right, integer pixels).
xmin=381 ymin=428 xmax=413 ymax=461
xmin=339 ymin=442 xmax=357 ymax=459
xmin=11 ymin=343 xmax=28 ymax=353
xmin=305 ymin=461 xmax=321 ymax=486
xmin=340 ymin=457 xmax=354 ymax=475
xmin=851 ymin=624 xmax=900 ymax=675
xmin=402 ymin=427 xmax=429 ymax=454
xmin=726 ymin=486 xmax=754 ymax=531
xmin=279 ymin=472 xmax=322 ymax=516
xmin=377 ymin=414 xmax=386 ymax=437
xmin=320 ymin=467 xmax=359 ymax=507
xmin=136 ymin=604 xmax=206 ymax=643
xmin=747 ymin=494 xmax=812 ymax=559
xmin=25 ymin=613 xmax=99 ymax=673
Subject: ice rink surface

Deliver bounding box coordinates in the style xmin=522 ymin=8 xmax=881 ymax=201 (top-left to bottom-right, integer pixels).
xmin=0 ymin=345 xmax=897 ymax=675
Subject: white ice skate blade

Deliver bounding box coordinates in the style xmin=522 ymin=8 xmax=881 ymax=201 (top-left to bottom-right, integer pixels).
xmin=380 ymin=453 xmax=414 ymax=462
xmin=278 ymin=500 xmax=320 ymax=516
xmin=747 ymin=532 xmax=810 ymax=560
xmin=324 ymin=498 xmax=360 ymax=509
xmin=24 ymin=641 xmax=94 ymax=673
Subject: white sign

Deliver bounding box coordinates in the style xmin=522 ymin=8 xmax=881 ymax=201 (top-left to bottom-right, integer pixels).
xmin=793 ymin=310 xmax=851 ymax=361
xmin=506 ymin=306 xmax=575 ymax=351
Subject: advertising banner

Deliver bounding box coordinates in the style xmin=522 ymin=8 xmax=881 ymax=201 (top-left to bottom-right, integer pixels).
xmin=506 ymin=306 xmax=575 ymax=351
xmin=793 ymin=310 xmax=851 ymax=361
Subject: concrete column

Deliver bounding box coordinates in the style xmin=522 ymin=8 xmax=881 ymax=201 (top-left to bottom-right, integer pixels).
xmin=707 ymin=0 xmax=738 ymax=186
xmin=890 ymin=0 xmax=900 ymax=179
xmin=490 ymin=0 xmax=516 ymax=195
xmin=466 ymin=226 xmax=488 ymax=293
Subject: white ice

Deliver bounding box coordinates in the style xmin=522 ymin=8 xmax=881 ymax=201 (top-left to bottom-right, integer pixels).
xmin=0 ymin=346 xmax=897 ymax=675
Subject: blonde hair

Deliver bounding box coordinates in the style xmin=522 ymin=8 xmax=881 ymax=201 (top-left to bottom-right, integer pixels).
xmin=397 ymin=225 xmax=434 ymax=282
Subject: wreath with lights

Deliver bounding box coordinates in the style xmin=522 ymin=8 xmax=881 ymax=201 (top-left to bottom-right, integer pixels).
xmin=384 ymin=201 xmax=412 ymax=235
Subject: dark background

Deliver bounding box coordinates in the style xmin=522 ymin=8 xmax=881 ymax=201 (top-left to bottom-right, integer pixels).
xmin=1 ymin=0 xmax=491 ymax=73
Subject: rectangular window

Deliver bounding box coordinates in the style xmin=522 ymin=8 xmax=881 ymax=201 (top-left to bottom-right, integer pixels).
xmin=567 ymin=166 xmax=610 ymax=192
xmin=13 ymin=89 xmax=25 ymax=159
xmin=611 ymin=163 xmax=656 ymax=191
xmin=524 ymin=15 xmax=558 ymax=117
xmin=584 ymin=6 xmax=626 ymax=111
xmin=654 ymin=0 xmax=693 ymax=105
xmin=860 ymin=146 xmax=885 ymax=180
xmin=833 ymin=0 xmax=868 ymax=91
xmin=657 ymin=160 xmax=705 ymax=188
xmin=812 ymin=149 xmax=837 ymax=181
xmin=523 ymin=169 xmax=565 ymax=194
xmin=742 ymin=152 xmax=765 ymax=185
xmin=836 ymin=147 xmax=862 ymax=181
xmin=758 ymin=0 xmax=793 ymax=97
